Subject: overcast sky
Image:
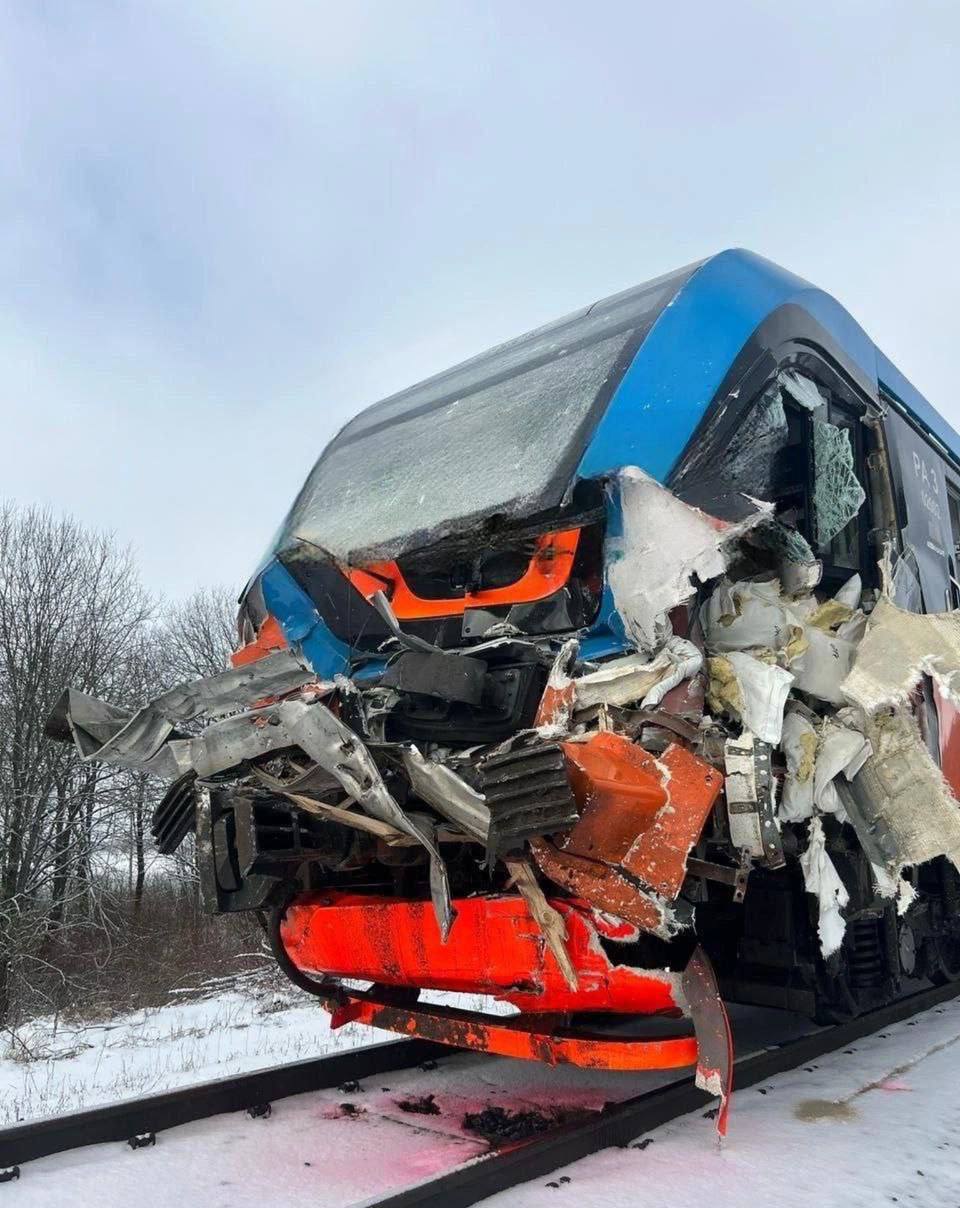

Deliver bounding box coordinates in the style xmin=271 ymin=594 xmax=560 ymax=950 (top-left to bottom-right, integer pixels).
xmin=2 ymin=1 xmax=958 ymax=601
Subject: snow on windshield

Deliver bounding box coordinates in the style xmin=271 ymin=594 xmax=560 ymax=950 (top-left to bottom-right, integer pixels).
xmin=283 ymin=329 xmax=634 ymax=561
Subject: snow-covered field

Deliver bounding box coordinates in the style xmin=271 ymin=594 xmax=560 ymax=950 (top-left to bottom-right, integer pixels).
xmin=0 ymin=970 xmax=515 ymax=1126
xmin=0 ymin=970 xmax=397 ymax=1125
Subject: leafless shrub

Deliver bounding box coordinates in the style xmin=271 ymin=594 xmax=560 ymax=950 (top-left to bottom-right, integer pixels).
xmin=0 ymin=502 xmax=251 ymax=1027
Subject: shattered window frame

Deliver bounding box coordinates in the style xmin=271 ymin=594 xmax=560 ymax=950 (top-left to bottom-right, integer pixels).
xmin=670 ymin=349 xmax=875 ymax=588
xmin=814 ymin=399 xmax=870 ymax=580
xmin=266 ymin=263 xmax=702 ymax=567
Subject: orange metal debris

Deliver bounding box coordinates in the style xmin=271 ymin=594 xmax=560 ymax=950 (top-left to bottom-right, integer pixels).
xmin=530 ymin=733 xmax=723 ymax=929
xmin=230 ymin=614 xmax=288 ymax=667
xmin=528 ymin=838 xmax=667 ymax=932
xmin=560 ymin=732 xmax=667 ymax=862
xmin=624 ymin=744 xmax=724 ymax=898
xmin=278 ymin=890 xmax=704 ymax=1073
xmin=327 ymin=993 xmax=699 ymax=1071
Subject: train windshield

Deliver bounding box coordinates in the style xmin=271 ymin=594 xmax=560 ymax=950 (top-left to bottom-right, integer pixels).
xmin=271 ymin=261 xmax=702 ymax=563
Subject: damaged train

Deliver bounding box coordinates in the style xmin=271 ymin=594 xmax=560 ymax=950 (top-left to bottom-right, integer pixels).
xmin=47 ymin=249 xmax=960 ymax=1122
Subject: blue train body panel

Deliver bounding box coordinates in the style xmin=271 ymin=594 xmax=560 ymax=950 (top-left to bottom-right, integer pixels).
xmin=257 ymin=249 xmax=954 ymax=678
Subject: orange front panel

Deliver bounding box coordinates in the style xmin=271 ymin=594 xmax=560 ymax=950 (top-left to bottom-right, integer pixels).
xmin=347 ymin=528 xmax=582 ymax=620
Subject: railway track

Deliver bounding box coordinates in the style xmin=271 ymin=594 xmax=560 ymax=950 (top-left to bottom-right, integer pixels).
xmin=0 ymin=1036 xmax=449 ymax=1172
xmin=3 ymin=979 xmax=958 ymax=1202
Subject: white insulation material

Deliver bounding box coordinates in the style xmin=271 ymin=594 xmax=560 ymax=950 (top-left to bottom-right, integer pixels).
xmin=779 ymin=706 xmax=817 ymax=822
xmin=800 ymin=816 xmax=850 ymax=957
xmin=843 ymin=596 xmax=960 ymax=714
xmin=813 ymin=717 xmax=872 ymax=818
xmin=720 ymin=652 xmax=794 ymax=745
xmin=607 ymin=467 xmax=770 ymax=651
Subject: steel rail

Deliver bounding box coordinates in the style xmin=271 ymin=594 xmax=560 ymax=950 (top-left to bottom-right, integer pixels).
xmin=0 ymin=1035 xmax=448 ymax=1170
xmin=368 ymin=978 xmax=960 ymax=1208
xmin=3 ymin=979 xmax=957 ymax=1193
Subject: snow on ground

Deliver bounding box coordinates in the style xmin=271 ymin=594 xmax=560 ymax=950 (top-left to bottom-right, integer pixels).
xmin=479 ymin=994 xmax=960 ymax=1208
xmin=6 ymin=988 xmax=960 ymax=1207
xmin=0 ymin=970 xmax=516 ymax=1126
xmin=0 ymin=970 xmax=398 ymax=1125
xmin=5 ymin=1043 xmax=654 ymax=1207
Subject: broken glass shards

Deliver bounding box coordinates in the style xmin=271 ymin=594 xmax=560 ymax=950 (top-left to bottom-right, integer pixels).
xmin=811 ymin=419 xmax=867 ymax=549
xmin=891 ymin=546 xmax=924 ymax=614
xmin=779 ymin=369 xmax=827 ymax=413
xmin=281 ymin=329 xmax=636 ymax=564
xmin=671 ymin=379 xmax=790 ymax=520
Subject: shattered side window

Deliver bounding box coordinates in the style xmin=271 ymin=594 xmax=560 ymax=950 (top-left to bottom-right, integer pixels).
xmin=670 ymin=379 xmax=798 ymax=520
xmin=811 ymin=416 xmax=867 ymax=562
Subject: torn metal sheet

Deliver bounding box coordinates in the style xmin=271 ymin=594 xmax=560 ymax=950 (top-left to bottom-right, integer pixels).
xmin=723 ymin=732 xmax=783 ymax=864
xmin=72 ymin=685 xmax=460 ymax=936
xmin=53 ymin=689 xmax=184 ymax=777
xmin=534 ymin=638 xmax=579 ymax=731
xmin=607 ymin=467 xmax=771 ymax=651
xmin=276 ymin=699 xmax=455 ymax=936
xmin=401 ymin=746 xmax=490 ymax=843
xmin=49 ymin=650 xmax=317 ymax=776
xmin=621 ymin=744 xmax=724 ymax=897
xmin=535 ymin=732 xmax=719 ymax=934
xmin=529 ymin=836 xmax=679 ymax=936
xmin=800 ymin=816 xmax=849 ymax=957
xmin=681 ymin=946 xmax=734 ymax=1136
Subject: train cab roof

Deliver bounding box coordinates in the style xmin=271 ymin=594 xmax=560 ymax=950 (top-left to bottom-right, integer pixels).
xmin=267 ymin=248 xmax=958 ymax=572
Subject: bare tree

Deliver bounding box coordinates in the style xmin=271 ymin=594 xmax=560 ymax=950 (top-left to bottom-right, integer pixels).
xmin=0 ymin=503 xmax=152 ymax=1023
xmin=161 ymin=586 xmax=237 ymax=681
